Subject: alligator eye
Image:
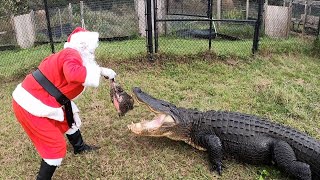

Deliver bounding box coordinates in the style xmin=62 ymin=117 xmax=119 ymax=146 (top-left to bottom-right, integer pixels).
xmin=133 ymin=87 xmax=142 ymax=93
xmin=161 ymin=103 xmax=170 ymax=107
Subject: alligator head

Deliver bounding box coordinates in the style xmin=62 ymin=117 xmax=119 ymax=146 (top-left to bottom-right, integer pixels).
xmin=128 ymin=87 xmax=198 ymax=146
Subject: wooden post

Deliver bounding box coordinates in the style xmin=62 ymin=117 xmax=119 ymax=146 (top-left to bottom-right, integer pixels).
xmin=157 ymin=0 xmax=165 ymax=34
xmin=217 ymin=0 xmax=221 ymax=27
xmin=58 ymin=8 xmax=63 ymax=39
xmin=302 ymin=0 xmax=308 ymax=35
xmin=263 ymin=0 xmax=268 ymax=31
xmin=10 ymin=14 xmax=17 ymax=44
xmin=217 ymin=0 xmax=221 ymax=20
xmin=80 ymin=1 xmax=85 ymax=29
xmin=286 ymin=1 xmax=293 ymax=38
xmin=246 ymin=0 xmax=249 ymax=20
xmin=134 ymin=0 xmax=146 ymax=36
xmin=308 ymin=2 xmax=311 ymax=15
xmin=68 ymin=3 xmax=73 ymax=26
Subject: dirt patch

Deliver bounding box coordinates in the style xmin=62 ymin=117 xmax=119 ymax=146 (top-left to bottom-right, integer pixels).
xmin=254 ymin=78 xmax=272 ymax=92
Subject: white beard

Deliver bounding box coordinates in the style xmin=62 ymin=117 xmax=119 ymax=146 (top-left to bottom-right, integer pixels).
xmin=64 ymin=42 xmax=98 ymax=67
xmin=79 ymin=50 xmax=97 ymax=67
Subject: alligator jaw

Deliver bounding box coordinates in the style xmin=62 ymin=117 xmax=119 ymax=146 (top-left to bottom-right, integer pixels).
xmin=131 ymin=87 xmax=180 ymax=121
xmin=127 ymin=114 xmax=175 ymax=136
xmin=128 ymin=87 xmax=181 ymax=137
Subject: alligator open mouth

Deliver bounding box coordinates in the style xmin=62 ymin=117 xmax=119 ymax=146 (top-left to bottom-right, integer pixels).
xmin=127 ymin=87 xmax=178 ymax=137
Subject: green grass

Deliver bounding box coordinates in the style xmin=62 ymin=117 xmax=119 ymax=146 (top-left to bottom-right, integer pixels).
xmin=1 ymin=36 xmax=313 ymax=82
xmin=0 ymin=45 xmax=50 ymax=81
xmin=0 ymin=36 xmax=319 ymax=179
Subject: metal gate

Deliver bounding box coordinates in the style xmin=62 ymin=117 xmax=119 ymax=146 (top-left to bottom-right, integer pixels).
xmin=145 ymin=0 xmax=264 ymax=60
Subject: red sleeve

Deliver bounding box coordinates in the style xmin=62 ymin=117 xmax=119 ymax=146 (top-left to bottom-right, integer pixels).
xmin=62 ymin=48 xmax=101 ymax=87
xmin=62 ymin=55 xmax=87 ymax=84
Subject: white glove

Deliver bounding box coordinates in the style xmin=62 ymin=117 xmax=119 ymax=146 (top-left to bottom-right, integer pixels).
xmin=73 ymin=113 xmax=82 ymax=128
xmin=71 ymin=101 xmax=81 ymax=128
xmin=65 ymin=113 xmax=82 ymax=135
xmin=101 ymin=67 xmax=116 ymax=79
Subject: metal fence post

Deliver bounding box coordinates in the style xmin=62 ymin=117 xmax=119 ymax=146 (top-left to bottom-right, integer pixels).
xmin=208 ymin=0 xmax=213 ymax=51
xmin=154 ymin=0 xmax=159 ymax=53
xmin=146 ymin=0 xmax=154 ymax=61
xmin=252 ymin=0 xmax=263 ymax=54
xmin=43 ymin=0 xmax=55 ymax=53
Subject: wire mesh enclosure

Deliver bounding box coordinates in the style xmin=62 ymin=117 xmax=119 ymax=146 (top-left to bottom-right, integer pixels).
xmin=0 ymin=0 xmax=319 ymax=82
xmin=0 ymin=0 xmax=144 ymax=83
xmin=291 ymin=0 xmax=320 ymax=35
xmin=151 ymin=0 xmax=262 ymax=57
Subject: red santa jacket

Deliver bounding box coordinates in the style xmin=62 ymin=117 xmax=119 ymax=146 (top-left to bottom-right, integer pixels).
xmin=12 ymin=48 xmax=101 ymax=121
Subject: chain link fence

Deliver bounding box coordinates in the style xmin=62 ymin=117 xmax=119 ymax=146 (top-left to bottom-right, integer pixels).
xmin=153 ymin=0 xmax=261 ymax=56
xmin=0 ymin=0 xmax=144 ymax=83
xmin=153 ymin=0 xmax=319 ymax=56
xmin=291 ymin=0 xmax=320 ymax=35
xmin=0 ymin=0 xmax=319 ymax=82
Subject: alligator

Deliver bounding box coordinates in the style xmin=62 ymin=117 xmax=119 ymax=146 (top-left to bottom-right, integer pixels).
xmin=128 ymin=87 xmax=320 ymax=180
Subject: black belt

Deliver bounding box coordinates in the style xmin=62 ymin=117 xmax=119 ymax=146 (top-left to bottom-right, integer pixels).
xmin=32 ymin=69 xmax=74 ymax=128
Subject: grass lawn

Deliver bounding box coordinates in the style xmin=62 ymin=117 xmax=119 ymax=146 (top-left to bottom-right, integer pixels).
xmin=0 ymin=36 xmax=319 ymax=179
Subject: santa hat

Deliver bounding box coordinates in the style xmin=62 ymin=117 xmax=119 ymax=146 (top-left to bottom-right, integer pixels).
xmin=64 ymin=27 xmax=99 ymax=51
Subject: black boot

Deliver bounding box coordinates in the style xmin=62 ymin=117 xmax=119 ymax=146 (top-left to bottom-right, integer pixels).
xmin=66 ymin=130 xmax=99 ymax=154
xmin=36 ymin=159 xmax=57 ymax=180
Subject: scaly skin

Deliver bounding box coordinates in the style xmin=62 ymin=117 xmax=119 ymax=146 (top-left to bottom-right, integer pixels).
xmin=128 ymin=87 xmax=320 ymax=180
xmin=186 ymin=108 xmax=320 ymax=179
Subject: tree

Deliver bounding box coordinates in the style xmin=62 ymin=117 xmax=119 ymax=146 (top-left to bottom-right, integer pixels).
xmin=0 ymin=0 xmax=32 ymax=16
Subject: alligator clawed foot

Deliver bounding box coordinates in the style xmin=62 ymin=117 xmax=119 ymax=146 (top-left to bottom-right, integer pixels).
xmin=210 ymin=161 xmax=223 ymax=175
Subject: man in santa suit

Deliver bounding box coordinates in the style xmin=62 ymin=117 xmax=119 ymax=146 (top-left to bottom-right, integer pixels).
xmin=12 ymin=27 xmax=116 ymax=179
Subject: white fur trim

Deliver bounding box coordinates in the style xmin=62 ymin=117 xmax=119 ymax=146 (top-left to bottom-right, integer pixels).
xmin=64 ymin=42 xmax=72 ymax=49
xmin=64 ymin=31 xmax=99 ymax=53
xmin=71 ymin=101 xmax=79 ymax=113
xmin=82 ymin=64 xmax=101 ymax=87
xmin=65 ymin=124 xmax=79 ymax=135
xmin=44 ymin=158 xmax=63 ymax=166
xmin=70 ymin=31 xmax=99 ymax=51
xmin=70 ymin=31 xmax=99 ymax=43
xmin=12 ymin=84 xmax=64 ymax=121
xmin=73 ymin=113 xmax=82 ymax=128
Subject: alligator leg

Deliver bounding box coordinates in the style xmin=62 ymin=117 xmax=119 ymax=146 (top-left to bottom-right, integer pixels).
xmin=272 ymin=140 xmax=312 ymax=180
xmin=193 ymin=132 xmax=223 ymax=175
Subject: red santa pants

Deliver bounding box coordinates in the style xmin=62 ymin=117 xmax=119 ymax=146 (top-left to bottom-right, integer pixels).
xmin=12 ymin=100 xmax=69 ymax=159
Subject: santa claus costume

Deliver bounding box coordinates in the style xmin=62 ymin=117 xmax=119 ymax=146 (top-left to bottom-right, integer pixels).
xmin=12 ymin=27 xmax=116 ymax=179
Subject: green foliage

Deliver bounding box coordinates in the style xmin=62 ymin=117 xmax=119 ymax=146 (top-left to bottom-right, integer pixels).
xmin=311 ymin=38 xmax=320 ymax=56
xmin=82 ymin=4 xmax=139 ymax=38
xmin=259 ymin=36 xmax=312 ymax=55
xmin=222 ymin=9 xmax=245 ymax=20
xmin=257 ymin=169 xmax=270 ymax=180
xmin=217 ymin=24 xmax=254 ymax=39
xmin=0 ymin=16 xmax=16 ymax=45
xmin=0 ymin=0 xmax=30 ymax=16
